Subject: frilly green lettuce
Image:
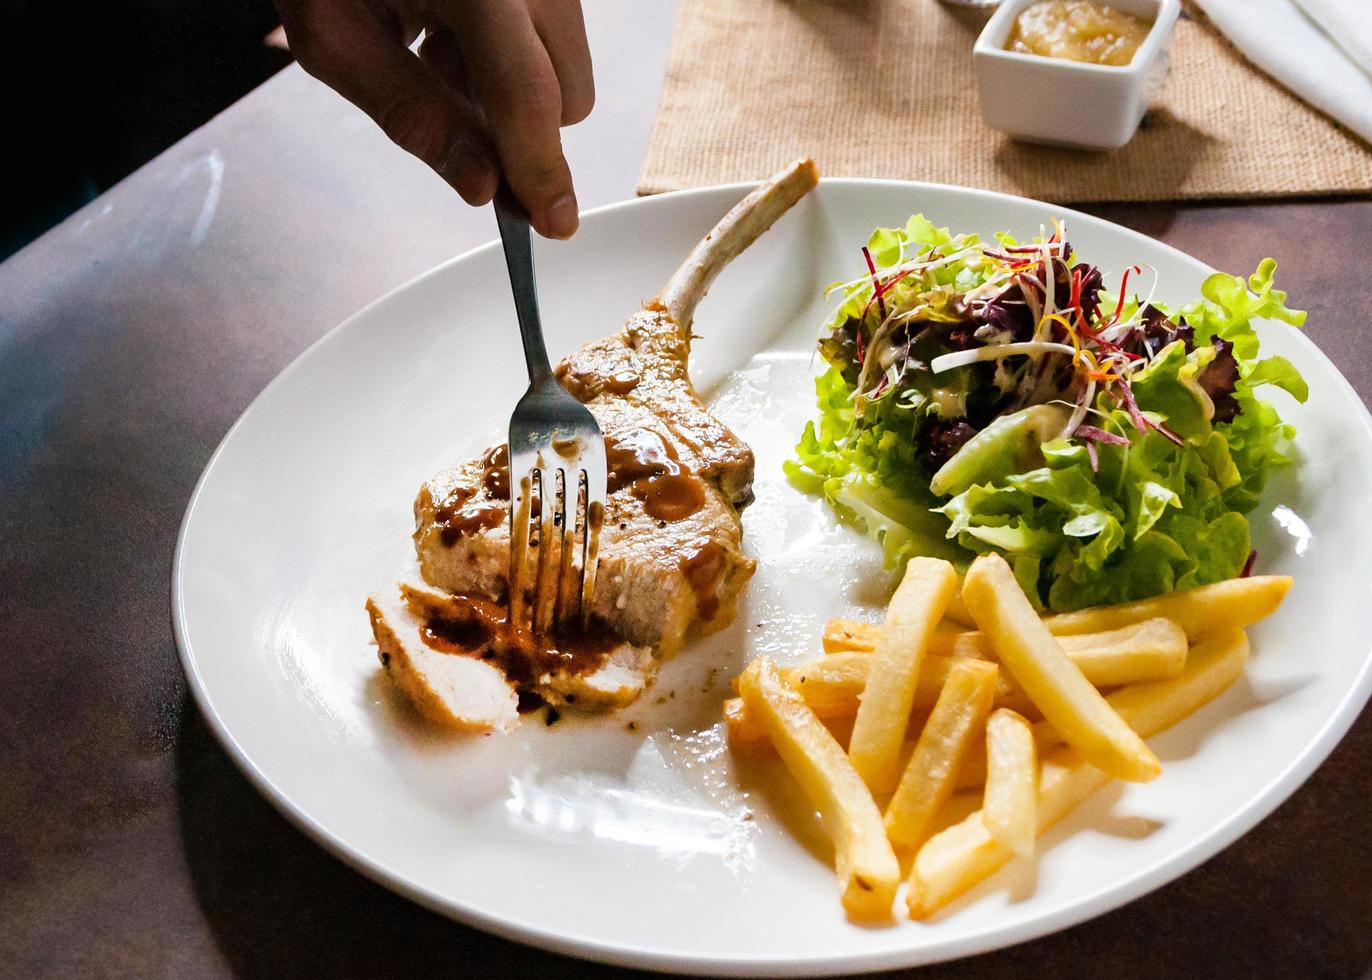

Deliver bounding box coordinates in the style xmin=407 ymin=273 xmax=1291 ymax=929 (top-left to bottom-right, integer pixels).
xmin=789 ymin=244 xmax=1307 ymax=611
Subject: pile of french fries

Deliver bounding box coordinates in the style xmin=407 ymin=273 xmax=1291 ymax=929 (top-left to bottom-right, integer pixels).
xmin=726 ymin=553 xmax=1291 ymax=921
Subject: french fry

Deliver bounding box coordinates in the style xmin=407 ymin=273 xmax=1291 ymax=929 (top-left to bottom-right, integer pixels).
xmin=792 ymin=653 xmax=1020 ymax=716
xmin=908 ymin=629 xmax=1250 ymax=917
xmin=823 ymin=619 xmax=878 ymax=654
xmin=849 ymin=558 xmax=959 ymax=794
xmin=722 ymin=696 xmax=757 ymax=749
xmin=1063 ymin=617 xmax=1187 ymax=686
xmin=982 ymin=709 xmax=1037 ymax=858
xmin=1043 ymin=576 xmax=1291 ymax=640
xmin=725 ymin=653 xmax=1023 ymax=749
xmin=790 ymin=653 xmax=902 ymax=715
xmin=828 ymin=577 xmax=1288 ymax=653
xmin=945 ymin=587 xmax=976 ymax=628
xmin=962 ymin=554 xmax=1161 ymax=783
xmin=910 ymin=744 xmax=1109 ymax=918
xmin=825 ymin=617 xmax=1188 ymax=686
xmin=955 ymin=717 xmax=1066 ymax=789
xmin=737 ymin=658 xmax=900 ymax=920
xmin=827 ymin=619 xmax=992 ymax=659
xmin=884 ymin=659 xmax=999 ymax=849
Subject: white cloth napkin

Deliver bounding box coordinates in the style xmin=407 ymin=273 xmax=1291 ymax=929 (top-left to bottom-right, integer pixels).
xmin=1294 ymin=0 xmax=1372 ymax=77
xmin=1192 ymin=0 xmax=1372 ymax=145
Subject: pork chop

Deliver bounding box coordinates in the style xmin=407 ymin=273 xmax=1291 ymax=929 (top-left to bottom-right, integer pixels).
xmin=370 ymin=159 xmax=819 ymax=730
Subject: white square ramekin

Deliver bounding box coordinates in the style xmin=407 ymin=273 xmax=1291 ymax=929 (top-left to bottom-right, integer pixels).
xmin=973 ymin=0 xmax=1181 ymax=150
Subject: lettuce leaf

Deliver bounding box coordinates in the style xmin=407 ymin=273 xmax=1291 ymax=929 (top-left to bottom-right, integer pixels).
xmin=789 ymin=247 xmax=1307 ymax=611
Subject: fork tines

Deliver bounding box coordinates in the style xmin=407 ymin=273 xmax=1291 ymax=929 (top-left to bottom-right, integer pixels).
xmin=508 ymin=451 xmax=605 ymax=635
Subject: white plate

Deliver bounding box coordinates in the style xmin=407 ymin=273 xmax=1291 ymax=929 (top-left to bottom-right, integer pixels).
xmin=173 ymin=180 xmax=1372 ymax=976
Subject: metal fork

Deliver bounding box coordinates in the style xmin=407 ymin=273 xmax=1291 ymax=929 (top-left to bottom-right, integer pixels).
xmin=493 ymin=183 xmax=606 ymax=634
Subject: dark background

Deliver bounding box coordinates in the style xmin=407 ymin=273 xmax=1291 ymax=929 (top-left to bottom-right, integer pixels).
xmin=1 ymin=0 xmax=291 ymax=259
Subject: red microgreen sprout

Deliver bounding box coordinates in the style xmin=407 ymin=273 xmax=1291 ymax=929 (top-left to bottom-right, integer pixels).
xmin=861 ymin=246 xmax=887 ymax=321
xmin=1076 ymin=424 xmax=1130 ymax=446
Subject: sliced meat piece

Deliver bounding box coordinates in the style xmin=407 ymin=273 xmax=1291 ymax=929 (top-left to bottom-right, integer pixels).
xmin=397 ymin=580 xmax=654 ymax=711
xmin=366 ymin=580 xmax=655 ymax=730
xmin=366 ymin=587 xmax=519 ymax=732
xmin=386 ymin=159 xmax=820 ymax=721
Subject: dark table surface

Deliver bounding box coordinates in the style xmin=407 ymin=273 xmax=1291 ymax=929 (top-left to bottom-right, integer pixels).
xmin=2 ymin=5 xmax=1369 ymax=977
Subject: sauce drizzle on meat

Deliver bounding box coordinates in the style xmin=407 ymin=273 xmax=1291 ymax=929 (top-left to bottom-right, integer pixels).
xmin=434 ymin=447 xmax=511 ymax=546
xmin=680 ymin=540 xmax=727 ymax=620
xmin=417 ymin=591 xmax=621 ymax=707
xmin=437 ymin=425 xmax=705 ymax=550
xmin=481 ymin=445 xmax=510 ymax=497
xmin=555 ymin=349 xmax=642 ymax=403
xmin=605 ymin=428 xmax=706 ymax=522
xmin=433 ymin=486 xmax=505 ymax=546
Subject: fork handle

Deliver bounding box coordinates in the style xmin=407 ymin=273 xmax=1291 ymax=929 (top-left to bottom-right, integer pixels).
xmin=493 ymin=182 xmax=554 ymax=384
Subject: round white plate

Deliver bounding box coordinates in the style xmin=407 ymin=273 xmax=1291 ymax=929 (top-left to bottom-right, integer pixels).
xmin=173 ymin=179 xmax=1372 ymax=976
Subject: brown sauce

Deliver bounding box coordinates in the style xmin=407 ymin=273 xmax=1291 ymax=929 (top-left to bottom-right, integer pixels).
xmin=604 ymin=372 xmax=640 ymax=395
xmin=417 ymin=591 xmax=621 ymax=705
xmin=555 ymin=348 xmax=642 ymax=402
xmin=481 ymin=444 xmax=510 ymax=497
xmin=552 ymin=435 xmax=582 ymax=460
xmin=634 ymin=472 xmax=705 ymax=522
xmin=433 ymin=446 xmax=512 ymax=546
xmin=680 ymin=541 xmax=727 ymax=621
xmin=434 ymin=498 xmax=505 ymax=546
xmin=605 ymin=428 xmax=678 ymax=489
xmin=605 ymin=428 xmax=706 ymax=523
xmin=439 ymin=425 xmax=704 ymax=550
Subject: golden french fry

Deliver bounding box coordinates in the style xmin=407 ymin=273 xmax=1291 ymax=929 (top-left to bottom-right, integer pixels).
xmin=1101 ymin=631 xmax=1251 ymax=738
xmin=910 ymin=744 xmax=1109 ymax=918
xmin=945 ymin=587 xmax=975 ymax=628
xmin=963 ymin=554 xmax=1160 ymax=783
xmin=825 ymin=617 xmax=1187 ymax=686
xmin=982 ymin=709 xmax=1037 ymax=859
xmin=722 ymin=696 xmax=758 ymax=749
xmin=955 ymin=733 xmax=988 ymax=790
xmin=793 ymin=654 xmax=941 ymax=723
xmin=1043 ymin=576 xmax=1291 ymax=640
xmin=1063 ymin=617 xmax=1187 ymax=685
xmin=834 ymin=578 xmax=1289 ymax=651
xmin=823 ymin=619 xmax=877 ymax=655
xmin=956 ymin=716 xmax=1066 ymax=789
xmin=793 ymin=653 xmax=1019 ymax=716
xmin=884 ymin=659 xmax=999 ymax=849
xmin=908 ymin=629 xmax=1250 ymax=917
xmin=849 ymin=558 xmax=959 ymax=794
xmin=737 ymin=658 xmax=900 ymax=920
xmin=725 ymin=653 xmax=1022 ymax=750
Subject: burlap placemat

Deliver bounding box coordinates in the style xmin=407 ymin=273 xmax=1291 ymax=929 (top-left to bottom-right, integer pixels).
xmin=639 ymin=0 xmax=1372 ymax=202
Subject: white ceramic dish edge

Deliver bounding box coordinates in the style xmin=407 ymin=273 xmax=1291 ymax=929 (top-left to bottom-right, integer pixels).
xmin=172 ymin=177 xmax=1372 ymax=977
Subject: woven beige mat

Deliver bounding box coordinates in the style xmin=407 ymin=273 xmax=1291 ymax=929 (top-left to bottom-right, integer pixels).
xmin=639 ymin=0 xmax=1372 ymax=202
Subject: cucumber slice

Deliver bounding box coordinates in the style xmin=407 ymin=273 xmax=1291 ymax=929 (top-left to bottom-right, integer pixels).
xmin=929 ymin=404 xmax=1071 ymax=497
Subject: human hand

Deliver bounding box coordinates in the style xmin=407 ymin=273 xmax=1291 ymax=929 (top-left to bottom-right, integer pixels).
xmin=276 ymin=0 xmax=593 ymax=238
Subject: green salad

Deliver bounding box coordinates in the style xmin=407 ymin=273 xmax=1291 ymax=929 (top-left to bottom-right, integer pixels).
xmin=786 ymin=215 xmax=1307 ymax=611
